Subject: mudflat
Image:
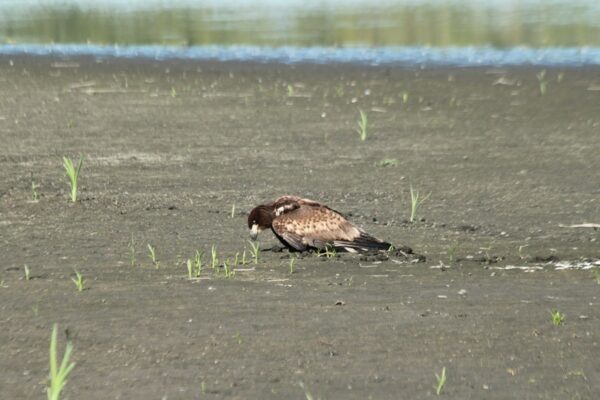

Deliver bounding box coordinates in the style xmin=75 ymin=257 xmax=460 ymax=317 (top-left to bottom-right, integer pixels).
xmin=0 ymin=56 xmax=599 ymax=399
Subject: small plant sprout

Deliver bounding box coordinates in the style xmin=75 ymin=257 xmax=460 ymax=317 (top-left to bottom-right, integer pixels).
xmin=289 ymin=256 xmax=296 ymax=274
xmin=147 ymin=244 xmax=159 ymax=268
xmin=170 ymin=87 xmax=177 ymax=97
xmin=234 ymin=332 xmax=242 ymax=345
xmin=287 ymin=84 xmax=294 ymax=96
xmin=62 ymin=155 xmax=83 ymax=203
xmin=356 ymin=109 xmax=368 ymax=141
xmin=186 ymin=259 xmax=193 ymax=279
xmin=435 ymin=367 xmax=447 ymax=395
xmin=518 ymin=244 xmax=529 ymax=260
xmin=402 ymin=91 xmax=409 ymax=104
xmin=211 ymin=245 xmax=218 ymax=269
xmin=230 ymin=203 xmax=236 ymax=218
xmin=409 ymin=185 xmax=431 ymax=223
xmin=128 ymin=234 xmax=136 ymax=267
xmin=242 ymin=248 xmax=247 ymax=265
xmin=248 ymin=240 xmax=260 ymax=264
xmin=47 ymin=324 xmax=76 ymax=400
xmin=551 ymin=310 xmax=565 ymax=326
xmin=233 ymin=252 xmax=239 ymax=266
xmin=448 ymin=240 xmax=460 ymax=264
xmin=0 ymin=279 xmax=7 ymax=288
xmin=24 ymin=264 xmax=31 ymax=281
xmin=536 ymin=69 xmax=547 ymax=95
xmin=316 ymin=245 xmax=337 ymax=258
xmin=299 ymin=382 xmax=315 ymax=400
xmin=193 ymin=250 xmax=204 ymax=276
xmin=376 ymin=158 xmax=398 ymax=167
xmin=71 ymin=270 xmax=85 ymax=292
xmin=223 ymin=259 xmax=235 ymax=278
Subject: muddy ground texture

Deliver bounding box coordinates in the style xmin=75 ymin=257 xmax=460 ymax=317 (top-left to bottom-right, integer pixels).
xmin=0 ymin=56 xmax=599 ymax=399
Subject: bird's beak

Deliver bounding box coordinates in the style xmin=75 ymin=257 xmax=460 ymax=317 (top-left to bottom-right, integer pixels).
xmin=250 ymin=224 xmax=259 ymax=241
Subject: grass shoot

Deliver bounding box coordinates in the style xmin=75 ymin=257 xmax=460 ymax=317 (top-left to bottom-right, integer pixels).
xmin=24 ymin=264 xmax=31 ymax=281
xmin=223 ymin=259 xmax=235 ymax=278
xmin=62 ymin=155 xmax=83 ymax=203
xmin=409 ymin=185 xmax=431 ymax=223
xmin=356 ymin=109 xmax=368 ymax=141
xmin=435 ymin=367 xmax=447 ymax=395
xmin=193 ymin=250 xmax=204 ymax=276
xmin=376 ymin=158 xmax=398 ymax=167
xmin=147 ymin=243 xmax=159 ymax=268
xmin=211 ymin=245 xmax=218 ymax=269
xmin=551 ymin=310 xmax=565 ymax=326
xmin=248 ymin=240 xmax=260 ymax=264
xmin=230 ymin=203 xmax=236 ymax=218
xmin=186 ymin=259 xmax=193 ymax=279
xmin=71 ymin=270 xmax=85 ymax=292
xmin=31 ymin=176 xmax=39 ymax=202
xmin=47 ymin=324 xmax=76 ymax=400
xmin=316 ymin=245 xmax=337 ymax=258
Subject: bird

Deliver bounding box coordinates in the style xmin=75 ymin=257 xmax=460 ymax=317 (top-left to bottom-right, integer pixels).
xmin=247 ymin=195 xmax=392 ymax=253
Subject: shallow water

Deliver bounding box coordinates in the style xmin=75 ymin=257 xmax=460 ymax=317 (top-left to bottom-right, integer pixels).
xmin=1 ymin=1 xmax=600 ymax=66
xmin=1 ymin=0 xmax=600 ymax=47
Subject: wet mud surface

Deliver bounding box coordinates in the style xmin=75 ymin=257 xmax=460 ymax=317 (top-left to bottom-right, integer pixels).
xmin=1 ymin=56 xmax=599 ymax=399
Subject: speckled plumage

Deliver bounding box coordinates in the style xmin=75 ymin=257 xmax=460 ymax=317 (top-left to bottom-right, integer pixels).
xmin=248 ymin=195 xmax=391 ymax=252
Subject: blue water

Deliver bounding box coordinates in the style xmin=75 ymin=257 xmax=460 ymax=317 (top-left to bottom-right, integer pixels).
xmin=2 ymin=44 xmax=600 ymax=67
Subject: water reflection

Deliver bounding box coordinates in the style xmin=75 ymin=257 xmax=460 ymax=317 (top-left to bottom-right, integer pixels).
xmin=1 ymin=0 xmax=599 ymax=47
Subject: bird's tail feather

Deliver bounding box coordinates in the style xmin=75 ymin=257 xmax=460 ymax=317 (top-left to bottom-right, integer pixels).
xmin=333 ymin=233 xmax=392 ymax=253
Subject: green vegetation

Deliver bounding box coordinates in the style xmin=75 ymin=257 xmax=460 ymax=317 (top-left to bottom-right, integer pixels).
xmin=356 ymin=109 xmax=368 ymax=141
xmin=376 ymin=158 xmax=398 ymax=167
xmin=435 ymin=367 xmax=447 ymax=395
xmin=299 ymin=382 xmax=315 ymax=400
xmin=62 ymin=155 xmax=83 ymax=203
xmin=518 ymin=244 xmax=529 ymax=260
xmin=147 ymin=243 xmax=159 ymax=268
xmin=551 ymin=310 xmax=565 ymax=326
xmin=448 ymin=240 xmax=460 ymax=264
xmin=222 ymin=259 xmax=235 ymax=278
xmin=316 ymin=245 xmax=337 ymax=258
xmin=71 ymin=270 xmax=85 ymax=292
xmin=170 ymin=87 xmax=177 ymax=97
xmin=248 ymin=240 xmax=260 ymax=264
xmin=211 ymin=245 xmax=219 ymax=269
xmin=230 ymin=203 xmax=236 ymax=218
xmin=31 ymin=177 xmax=39 ymax=201
xmin=24 ymin=264 xmax=31 ymax=281
xmin=402 ymin=92 xmax=409 ymax=104
xmin=409 ymin=185 xmax=431 ymax=223
xmin=47 ymin=324 xmax=76 ymax=400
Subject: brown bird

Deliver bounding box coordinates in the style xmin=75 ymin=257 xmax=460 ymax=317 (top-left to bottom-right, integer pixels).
xmin=248 ymin=195 xmax=392 ymax=253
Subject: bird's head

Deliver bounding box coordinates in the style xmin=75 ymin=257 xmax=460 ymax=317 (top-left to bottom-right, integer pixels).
xmin=248 ymin=205 xmax=275 ymax=240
